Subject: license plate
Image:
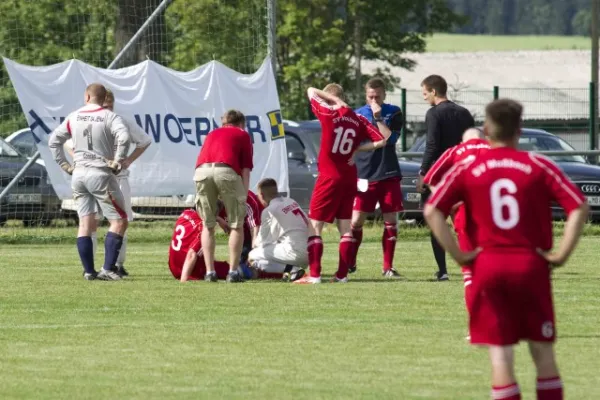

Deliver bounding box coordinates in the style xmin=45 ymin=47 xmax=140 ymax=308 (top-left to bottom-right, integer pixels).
xmin=406 ymin=192 xmax=421 ymax=202
xmin=587 ymin=196 xmax=600 ymax=206
xmin=8 ymin=194 xmax=42 ymax=204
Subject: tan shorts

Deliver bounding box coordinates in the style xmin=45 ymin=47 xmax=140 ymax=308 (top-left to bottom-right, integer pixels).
xmin=194 ymin=164 xmax=246 ymax=229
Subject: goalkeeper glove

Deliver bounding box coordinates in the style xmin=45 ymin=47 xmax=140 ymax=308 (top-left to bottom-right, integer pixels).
xmin=107 ymin=160 xmax=122 ymax=175
xmin=59 ymin=162 xmax=74 ymax=175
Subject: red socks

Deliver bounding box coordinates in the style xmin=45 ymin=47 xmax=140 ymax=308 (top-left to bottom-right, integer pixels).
xmin=382 ymin=222 xmax=397 ymax=271
xmin=307 ymin=236 xmax=323 ymax=278
xmin=336 ymin=234 xmax=354 ymax=279
xmin=492 ymin=383 xmax=521 ymax=399
xmin=348 ymin=226 xmax=363 ymax=268
xmin=537 ymin=377 xmax=563 ymax=400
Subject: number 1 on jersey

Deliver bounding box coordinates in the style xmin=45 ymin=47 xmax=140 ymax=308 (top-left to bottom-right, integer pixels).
xmin=332 ymin=127 xmax=356 ymax=155
xmin=82 ymin=124 xmax=93 ymax=151
xmin=292 ymin=208 xmax=309 ymax=225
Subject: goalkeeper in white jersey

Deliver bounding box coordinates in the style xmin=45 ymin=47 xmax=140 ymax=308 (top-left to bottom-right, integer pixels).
xmin=248 ymin=178 xmax=309 ymax=281
xmin=49 ymin=83 xmax=131 ymax=281
xmin=65 ymin=89 xmax=152 ymax=277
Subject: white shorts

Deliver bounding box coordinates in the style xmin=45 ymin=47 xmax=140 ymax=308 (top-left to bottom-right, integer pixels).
xmin=248 ymin=242 xmax=308 ymax=267
xmin=72 ymin=167 xmax=127 ymax=221
xmin=95 ymin=176 xmax=133 ymax=221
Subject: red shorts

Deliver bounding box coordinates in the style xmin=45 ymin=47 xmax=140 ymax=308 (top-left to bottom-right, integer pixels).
xmin=469 ymin=251 xmax=556 ymax=346
xmin=169 ymin=258 xmax=229 ymax=280
xmin=309 ymin=175 xmax=356 ymax=223
xmin=353 ymin=177 xmax=404 ymax=213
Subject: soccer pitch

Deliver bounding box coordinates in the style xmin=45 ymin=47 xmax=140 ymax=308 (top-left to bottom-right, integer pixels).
xmin=0 ymin=235 xmax=599 ymax=399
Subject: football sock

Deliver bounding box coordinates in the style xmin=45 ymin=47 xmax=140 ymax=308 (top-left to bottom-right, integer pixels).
xmin=491 ymin=383 xmax=521 ymax=399
xmin=462 ymin=267 xmax=474 ymax=313
xmin=116 ymin=233 xmax=127 ymax=267
xmin=307 ymin=236 xmax=323 ymax=278
xmin=91 ymin=231 xmax=97 ymax=257
xmin=430 ymin=232 xmax=447 ymax=275
xmin=536 ymin=376 xmax=563 ymax=400
xmin=348 ymin=225 xmax=363 ymax=269
xmin=77 ymin=236 xmax=95 ymax=275
xmin=382 ymin=222 xmax=397 ymax=271
xmin=103 ymin=231 xmax=124 ymax=271
xmin=336 ymin=234 xmax=354 ymax=279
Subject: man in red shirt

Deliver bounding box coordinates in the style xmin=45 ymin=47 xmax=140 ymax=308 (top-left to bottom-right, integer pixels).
xmin=424 ymin=99 xmax=589 ymax=400
xmin=424 ymin=127 xmax=490 ymax=310
xmin=194 ymin=110 xmax=253 ymax=283
xmin=295 ymin=84 xmax=391 ymax=284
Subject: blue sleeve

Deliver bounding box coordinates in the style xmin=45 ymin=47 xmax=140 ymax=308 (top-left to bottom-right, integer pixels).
xmin=385 ymin=105 xmax=402 ymax=145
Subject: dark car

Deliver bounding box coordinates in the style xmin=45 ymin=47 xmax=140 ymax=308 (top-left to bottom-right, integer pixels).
xmin=405 ymin=128 xmax=600 ymax=221
xmin=0 ymin=137 xmax=62 ymax=225
xmin=283 ymin=120 xmax=423 ymax=219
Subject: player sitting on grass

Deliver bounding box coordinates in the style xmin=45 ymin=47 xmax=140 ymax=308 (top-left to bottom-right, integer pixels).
xmin=174 ymin=209 xmax=284 ymax=282
xmin=424 ymin=99 xmax=589 ymax=400
xmin=248 ymin=178 xmax=308 ymax=282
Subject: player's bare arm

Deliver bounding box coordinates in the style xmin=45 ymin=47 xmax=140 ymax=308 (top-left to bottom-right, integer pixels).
xmin=370 ymin=102 xmax=392 ymax=140
xmin=121 ymin=120 xmax=152 ymax=169
xmin=121 ymin=143 xmax=149 ymax=170
xmin=306 ymin=87 xmax=347 ymax=109
xmin=537 ymin=203 xmax=590 ymax=267
xmin=180 ymin=249 xmax=199 ymax=282
xmin=355 ymin=139 xmax=387 ymax=152
xmin=48 ymin=118 xmax=74 ymax=175
xmin=424 ymin=204 xmax=481 ymax=266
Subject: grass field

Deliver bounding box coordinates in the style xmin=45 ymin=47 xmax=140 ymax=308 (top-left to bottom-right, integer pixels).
xmin=426 ymin=33 xmax=591 ymax=52
xmin=0 ymin=228 xmax=599 ymax=399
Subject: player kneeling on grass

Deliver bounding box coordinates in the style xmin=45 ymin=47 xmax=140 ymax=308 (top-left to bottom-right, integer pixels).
xmin=65 ymin=89 xmax=152 ymax=277
xmin=49 ymin=83 xmax=131 ymax=281
xmin=424 ymin=99 xmax=589 ymax=400
xmin=248 ymin=178 xmax=309 ymax=282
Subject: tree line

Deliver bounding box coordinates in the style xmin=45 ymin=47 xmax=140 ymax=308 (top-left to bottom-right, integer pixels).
xmin=448 ymin=0 xmax=593 ymax=36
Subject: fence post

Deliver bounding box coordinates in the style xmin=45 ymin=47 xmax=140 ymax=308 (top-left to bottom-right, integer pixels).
xmin=493 ymin=86 xmax=499 ymax=100
xmin=590 ymin=82 xmax=597 ymax=153
xmin=0 ymin=0 xmax=173 ymax=204
xmin=401 ymin=88 xmax=407 ymax=152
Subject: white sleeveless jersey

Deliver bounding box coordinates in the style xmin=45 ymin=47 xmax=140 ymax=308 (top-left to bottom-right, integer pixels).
xmin=257 ymin=197 xmax=308 ymax=247
xmin=49 ymin=104 xmax=130 ymax=169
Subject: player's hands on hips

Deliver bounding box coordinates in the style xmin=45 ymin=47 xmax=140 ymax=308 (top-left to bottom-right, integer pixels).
xmin=370 ymin=101 xmax=382 ymax=119
xmin=59 ymin=162 xmax=74 ymax=175
xmin=536 ymin=248 xmax=566 ymax=268
xmin=453 ymin=247 xmax=482 ymax=266
xmin=107 ymin=160 xmax=122 ymax=174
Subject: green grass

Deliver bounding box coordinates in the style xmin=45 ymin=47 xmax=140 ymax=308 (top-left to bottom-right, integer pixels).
xmin=0 ymin=231 xmax=599 ymax=399
xmin=426 ymin=33 xmax=591 ymax=52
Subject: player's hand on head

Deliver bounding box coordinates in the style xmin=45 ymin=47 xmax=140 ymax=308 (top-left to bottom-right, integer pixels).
xmin=536 ymin=248 xmax=565 ymax=268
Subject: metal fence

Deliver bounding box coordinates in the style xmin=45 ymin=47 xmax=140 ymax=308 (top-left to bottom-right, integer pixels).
xmin=390 ymin=85 xmax=598 ymax=152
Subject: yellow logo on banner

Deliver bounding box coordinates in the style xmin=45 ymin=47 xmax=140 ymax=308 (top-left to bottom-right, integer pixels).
xmin=267 ymin=110 xmax=285 ymax=140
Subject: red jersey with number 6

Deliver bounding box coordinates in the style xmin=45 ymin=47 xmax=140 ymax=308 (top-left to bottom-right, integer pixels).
xmin=428 ymin=147 xmax=585 ymax=251
xmin=310 ymin=95 xmax=383 ymax=182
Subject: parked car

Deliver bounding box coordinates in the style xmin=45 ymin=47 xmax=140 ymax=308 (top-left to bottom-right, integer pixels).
xmin=283 ymin=120 xmax=423 ymax=220
xmin=404 ymin=128 xmax=600 ymax=221
xmin=6 ymin=128 xmax=195 ymax=219
xmin=0 ymin=137 xmax=62 ymax=225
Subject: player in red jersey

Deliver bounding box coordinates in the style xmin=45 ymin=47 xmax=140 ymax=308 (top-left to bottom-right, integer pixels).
xmin=294 ymin=84 xmax=391 ymax=284
xmin=424 ymin=127 xmax=490 ymax=311
xmin=424 ymin=99 xmax=589 ymax=400
xmin=170 ymin=209 xmax=230 ymax=281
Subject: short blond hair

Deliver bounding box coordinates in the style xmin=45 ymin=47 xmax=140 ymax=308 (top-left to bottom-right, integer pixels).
xmin=85 ymin=83 xmax=106 ymax=104
xmin=323 ymin=83 xmax=344 ymax=100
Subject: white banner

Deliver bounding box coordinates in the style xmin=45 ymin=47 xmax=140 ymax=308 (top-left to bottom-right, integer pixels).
xmin=3 ymin=57 xmax=288 ymax=199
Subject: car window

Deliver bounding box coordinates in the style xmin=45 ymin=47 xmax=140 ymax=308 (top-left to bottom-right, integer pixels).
xmin=518 ymin=136 xmax=586 ymax=163
xmin=11 ymin=132 xmax=36 ymax=157
xmin=0 ymin=139 xmax=21 ymax=157
xmin=285 ymin=134 xmax=305 ymax=157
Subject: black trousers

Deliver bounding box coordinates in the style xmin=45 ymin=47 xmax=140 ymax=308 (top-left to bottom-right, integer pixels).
xmin=421 ymin=188 xmax=447 ymax=275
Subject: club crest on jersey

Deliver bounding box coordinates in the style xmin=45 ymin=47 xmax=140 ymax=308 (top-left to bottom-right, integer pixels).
xmin=267 ymin=110 xmax=285 ymax=140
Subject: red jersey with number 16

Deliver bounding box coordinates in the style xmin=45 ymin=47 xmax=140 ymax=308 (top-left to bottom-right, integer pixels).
xmin=311 ymin=95 xmax=383 ymax=182
xmin=428 ymin=147 xmax=585 ymax=252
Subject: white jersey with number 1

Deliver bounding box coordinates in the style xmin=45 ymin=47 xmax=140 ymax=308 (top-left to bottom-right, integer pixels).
xmin=257 ymin=197 xmax=308 ymax=250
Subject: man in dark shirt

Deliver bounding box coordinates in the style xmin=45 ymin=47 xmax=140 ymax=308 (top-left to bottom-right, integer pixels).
xmin=417 ymin=75 xmax=475 ymax=281
xmin=350 ymin=78 xmax=405 ymax=278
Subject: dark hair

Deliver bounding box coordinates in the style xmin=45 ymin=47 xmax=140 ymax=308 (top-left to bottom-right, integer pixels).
xmin=221 ymin=109 xmax=246 ymax=127
xmin=485 ymin=99 xmax=523 ymax=142
xmin=421 ymin=75 xmax=447 ymax=97
xmin=366 ymin=77 xmax=386 ymax=91
xmin=257 ymin=178 xmax=278 ymax=198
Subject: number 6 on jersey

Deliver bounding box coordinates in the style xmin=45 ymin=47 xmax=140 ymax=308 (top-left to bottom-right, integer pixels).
xmin=490 ymin=178 xmax=520 ymax=230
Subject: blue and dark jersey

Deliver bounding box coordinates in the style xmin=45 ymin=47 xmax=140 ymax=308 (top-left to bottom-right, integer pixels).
xmin=354 ymin=103 xmax=404 ymax=182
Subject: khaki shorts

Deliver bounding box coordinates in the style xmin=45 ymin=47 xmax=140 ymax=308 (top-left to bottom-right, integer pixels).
xmin=72 ymin=167 xmax=128 ymax=221
xmin=194 ymin=164 xmax=246 ymax=229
